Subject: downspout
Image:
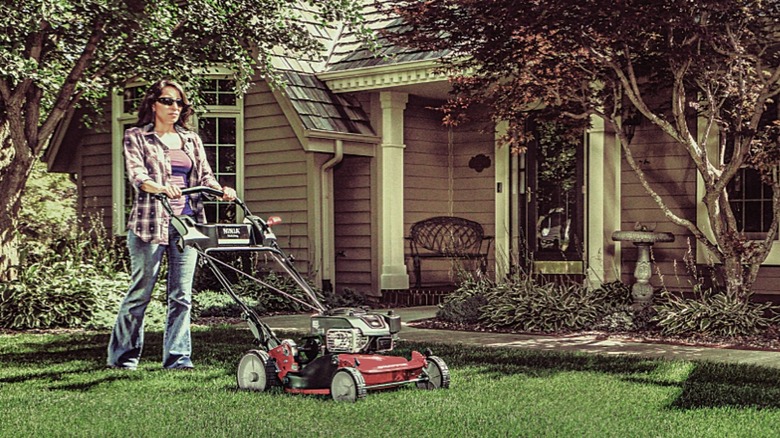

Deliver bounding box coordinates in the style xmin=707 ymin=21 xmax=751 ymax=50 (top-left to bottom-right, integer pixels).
xmin=320 ymin=139 xmax=344 ymax=292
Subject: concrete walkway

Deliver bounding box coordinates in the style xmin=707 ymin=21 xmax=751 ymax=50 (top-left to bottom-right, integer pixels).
xmin=262 ymin=306 xmax=780 ymax=369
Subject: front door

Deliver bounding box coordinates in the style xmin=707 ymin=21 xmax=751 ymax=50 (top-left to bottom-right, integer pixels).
xmin=515 ymin=120 xmax=584 ymax=273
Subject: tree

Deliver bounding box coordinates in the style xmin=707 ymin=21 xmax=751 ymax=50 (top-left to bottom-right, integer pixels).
xmin=0 ymin=0 xmax=366 ymax=280
xmin=389 ymin=0 xmax=780 ymax=298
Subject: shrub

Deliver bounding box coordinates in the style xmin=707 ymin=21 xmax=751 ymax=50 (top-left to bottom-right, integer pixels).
xmin=17 ymin=161 xmax=78 ymax=264
xmin=436 ymin=275 xmax=492 ymax=325
xmin=590 ymin=280 xmax=633 ymax=307
xmin=231 ymin=270 xmax=320 ymax=314
xmin=446 ymin=271 xmax=634 ymax=333
xmin=193 ymin=290 xmax=258 ymax=319
xmin=482 ymin=279 xmax=603 ymax=332
xmin=653 ymin=286 xmax=779 ymax=337
xmin=322 ymin=287 xmax=366 ymax=309
xmin=0 ymin=259 xmax=165 ymax=330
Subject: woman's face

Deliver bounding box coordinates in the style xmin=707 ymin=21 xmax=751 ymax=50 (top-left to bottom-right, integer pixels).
xmin=154 ymin=85 xmax=184 ymax=127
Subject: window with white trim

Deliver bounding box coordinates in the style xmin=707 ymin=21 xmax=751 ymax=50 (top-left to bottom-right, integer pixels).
xmin=197 ymin=79 xmax=240 ymax=223
xmin=726 ymin=167 xmax=774 ymax=237
xmin=697 ymin=104 xmax=779 ymax=263
xmin=725 ymin=103 xmax=776 ymax=239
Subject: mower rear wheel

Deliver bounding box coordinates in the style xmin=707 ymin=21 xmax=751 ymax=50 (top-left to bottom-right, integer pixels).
xmin=330 ymin=367 xmax=367 ymax=402
xmin=236 ymin=350 xmax=277 ymax=391
xmin=417 ymin=355 xmax=451 ymax=390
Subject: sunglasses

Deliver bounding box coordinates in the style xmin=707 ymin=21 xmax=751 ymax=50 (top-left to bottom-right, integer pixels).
xmin=155 ymin=97 xmax=187 ymax=108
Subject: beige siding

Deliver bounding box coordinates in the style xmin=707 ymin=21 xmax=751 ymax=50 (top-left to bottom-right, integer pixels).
xmin=404 ymin=100 xmax=450 ymax=222
xmin=754 ymin=266 xmax=780 ymax=297
xmin=334 ymin=155 xmax=375 ymax=296
xmin=244 ymin=80 xmax=313 ymax=275
xmin=619 ymin=125 xmax=698 ymax=290
xmin=452 ymin=129 xmax=495 ymax=230
xmin=78 ymin=128 xmax=113 ymax=229
xmin=403 ymin=96 xmax=496 ymax=285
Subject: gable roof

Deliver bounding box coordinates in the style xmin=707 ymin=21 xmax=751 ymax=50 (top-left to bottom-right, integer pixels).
xmin=280 ymin=70 xmax=375 ymax=135
xmin=324 ymin=1 xmax=448 ymax=72
xmin=270 ymin=0 xmax=448 ymax=139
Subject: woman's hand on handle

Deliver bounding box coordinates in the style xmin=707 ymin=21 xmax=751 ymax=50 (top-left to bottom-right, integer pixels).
xmin=218 ymin=186 xmax=236 ymax=202
xmin=141 ymin=181 xmax=182 ymax=198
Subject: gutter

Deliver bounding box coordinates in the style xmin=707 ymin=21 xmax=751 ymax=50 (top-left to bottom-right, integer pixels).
xmin=320 ymin=139 xmax=344 ymax=292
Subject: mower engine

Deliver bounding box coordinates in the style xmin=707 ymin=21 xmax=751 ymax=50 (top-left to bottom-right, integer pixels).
xmin=310 ymin=308 xmax=401 ymax=354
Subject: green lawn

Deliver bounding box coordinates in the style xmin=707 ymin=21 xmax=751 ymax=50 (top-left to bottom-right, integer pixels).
xmin=2 ymin=326 xmax=780 ymax=437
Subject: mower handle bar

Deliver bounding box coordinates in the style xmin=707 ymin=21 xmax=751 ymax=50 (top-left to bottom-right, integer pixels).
xmin=154 ymin=186 xmax=249 ymax=215
xmin=153 ymin=186 xmax=329 ymax=314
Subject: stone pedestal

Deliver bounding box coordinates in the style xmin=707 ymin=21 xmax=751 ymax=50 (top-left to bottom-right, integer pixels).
xmin=611 ymin=229 xmax=675 ymax=308
xmin=631 ymin=242 xmax=655 ymax=306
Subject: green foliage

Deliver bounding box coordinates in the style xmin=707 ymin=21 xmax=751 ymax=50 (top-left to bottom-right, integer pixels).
xmin=232 ymin=270 xmax=318 ymax=314
xmin=3 ymin=167 xmax=163 ymax=330
xmin=653 ymin=287 xmax=779 ymax=337
xmin=321 ymin=287 xmax=366 ymax=309
xmin=439 ymin=272 xmax=634 ymax=333
xmin=436 ymin=276 xmax=491 ymax=325
xmin=193 ymin=290 xmax=257 ymax=319
xmin=17 ymin=161 xmax=78 ymax=262
xmin=481 ymin=278 xmax=602 ymax=332
xmin=1 ymin=0 xmax=369 ymax=111
xmin=0 ymin=258 xmax=165 ymax=331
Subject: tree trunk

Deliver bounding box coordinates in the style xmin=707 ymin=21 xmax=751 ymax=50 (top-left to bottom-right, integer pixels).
xmin=0 ymin=123 xmax=35 ymax=282
xmin=721 ymin=257 xmax=749 ymax=299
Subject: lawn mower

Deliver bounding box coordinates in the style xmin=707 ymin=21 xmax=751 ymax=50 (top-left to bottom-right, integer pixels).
xmin=156 ymin=186 xmax=450 ymax=402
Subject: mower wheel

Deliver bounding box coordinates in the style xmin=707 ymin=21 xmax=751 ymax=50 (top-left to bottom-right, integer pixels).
xmin=236 ymin=350 xmax=278 ymax=391
xmin=330 ymin=367 xmax=367 ymax=402
xmin=417 ymin=355 xmax=451 ymax=390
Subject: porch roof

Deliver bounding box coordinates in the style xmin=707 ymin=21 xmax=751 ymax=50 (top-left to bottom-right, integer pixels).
xmin=271 ymin=0 xmax=449 ymax=135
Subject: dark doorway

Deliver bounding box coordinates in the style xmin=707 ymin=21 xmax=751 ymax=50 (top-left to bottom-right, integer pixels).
xmin=516 ymin=120 xmax=584 ymax=266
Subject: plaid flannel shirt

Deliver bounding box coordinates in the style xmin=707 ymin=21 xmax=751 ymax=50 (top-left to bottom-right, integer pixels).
xmin=124 ymin=123 xmax=219 ymax=244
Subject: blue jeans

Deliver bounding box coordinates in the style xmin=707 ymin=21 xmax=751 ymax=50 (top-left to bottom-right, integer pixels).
xmin=107 ymin=225 xmax=198 ymax=369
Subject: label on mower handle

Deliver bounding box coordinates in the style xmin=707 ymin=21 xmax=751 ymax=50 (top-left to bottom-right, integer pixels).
xmin=217 ymin=224 xmax=251 ymax=245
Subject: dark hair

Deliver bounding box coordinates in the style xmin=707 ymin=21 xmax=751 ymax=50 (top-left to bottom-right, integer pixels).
xmin=135 ymin=79 xmax=194 ymax=128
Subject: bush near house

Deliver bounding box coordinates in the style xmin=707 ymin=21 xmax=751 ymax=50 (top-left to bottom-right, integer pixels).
xmin=438 ymin=272 xmax=780 ymax=338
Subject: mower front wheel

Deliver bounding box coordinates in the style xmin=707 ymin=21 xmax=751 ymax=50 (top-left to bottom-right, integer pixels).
xmin=236 ymin=350 xmax=278 ymax=391
xmin=330 ymin=367 xmax=367 ymax=402
xmin=417 ymin=355 xmax=451 ymax=390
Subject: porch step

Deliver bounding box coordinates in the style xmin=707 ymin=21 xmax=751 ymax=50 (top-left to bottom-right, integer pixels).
xmin=381 ymin=287 xmax=455 ymax=307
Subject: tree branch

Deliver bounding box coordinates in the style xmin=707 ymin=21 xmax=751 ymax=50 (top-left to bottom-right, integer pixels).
xmin=617 ymin=130 xmax=720 ymax=256
xmin=37 ymin=19 xmax=106 ymax=153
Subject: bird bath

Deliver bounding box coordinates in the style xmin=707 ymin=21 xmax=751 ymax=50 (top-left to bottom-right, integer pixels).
xmin=611 ymin=228 xmax=675 ymax=307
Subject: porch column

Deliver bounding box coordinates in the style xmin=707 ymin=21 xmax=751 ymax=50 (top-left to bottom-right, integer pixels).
xmin=494 ymin=121 xmax=510 ymax=280
xmin=586 ymin=115 xmax=621 ymax=288
xmin=376 ymin=92 xmax=410 ymax=290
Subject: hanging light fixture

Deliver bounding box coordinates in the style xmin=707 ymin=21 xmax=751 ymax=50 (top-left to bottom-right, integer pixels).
xmin=624 ymin=112 xmax=643 ymax=144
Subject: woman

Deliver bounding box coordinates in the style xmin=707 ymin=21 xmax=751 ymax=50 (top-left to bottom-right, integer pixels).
xmin=107 ymin=80 xmax=236 ymax=370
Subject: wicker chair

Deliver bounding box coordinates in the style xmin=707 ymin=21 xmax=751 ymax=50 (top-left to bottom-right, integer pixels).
xmin=405 ymin=216 xmax=493 ymax=288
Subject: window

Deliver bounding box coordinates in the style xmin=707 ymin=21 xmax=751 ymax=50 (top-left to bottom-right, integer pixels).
xmin=199 ymin=115 xmax=238 ymax=223
xmin=727 ymin=167 xmax=774 ymax=237
xmin=112 ymin=77 xmax=243 ymax=234
xmin=724 ymin=103 xmax=776 ymax=238
xmin=697 ymin=104 xmax=779 ymax=263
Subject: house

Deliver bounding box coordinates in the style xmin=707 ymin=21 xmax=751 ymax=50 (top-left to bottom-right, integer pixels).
xmin=44 ymin=3 xmax=780 ymax=303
